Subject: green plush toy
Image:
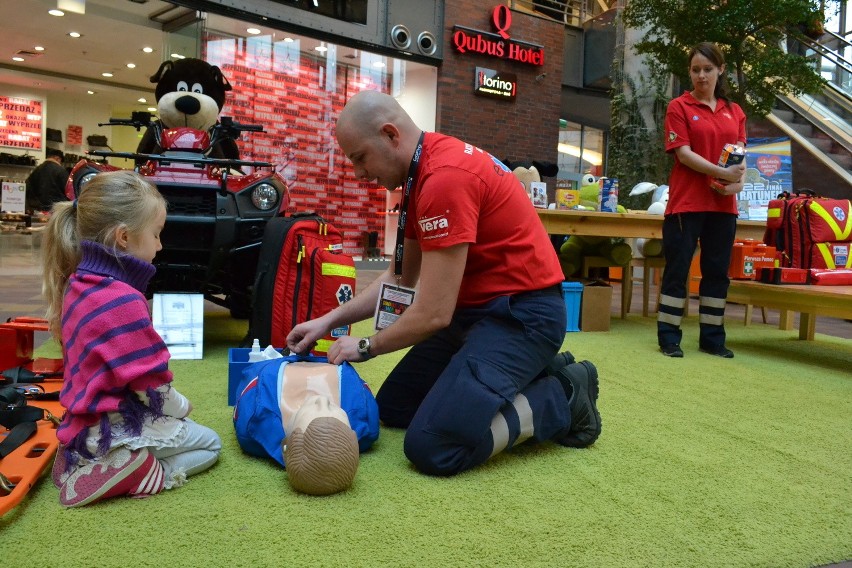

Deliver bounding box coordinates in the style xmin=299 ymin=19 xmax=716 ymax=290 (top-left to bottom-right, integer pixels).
xmin=558 ymin=235 xmax=632 ymax=278
xmin=577 ymin=174 xmax=626 ymax=212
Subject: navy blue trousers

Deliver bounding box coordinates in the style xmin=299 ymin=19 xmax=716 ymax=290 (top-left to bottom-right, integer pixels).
xmin=375 ymin=285 xmax=570 ymax=476
xmin=657 ymin=212 xmax=737 ymax=349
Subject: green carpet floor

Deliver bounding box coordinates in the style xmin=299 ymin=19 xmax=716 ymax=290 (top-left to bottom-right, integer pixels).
xmin=2 ymin=313 xmax=850 ymax=568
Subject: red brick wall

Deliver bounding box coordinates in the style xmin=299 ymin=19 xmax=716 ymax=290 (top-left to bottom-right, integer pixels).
xmin=438 ymin=1 xmax=564 ymax=166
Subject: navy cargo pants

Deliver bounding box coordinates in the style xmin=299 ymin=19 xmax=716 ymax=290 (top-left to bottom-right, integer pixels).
xmin=375 ymin=285 xmax=571 ymax=476
xmin=657 ymin=211 xmax=737 ymax=350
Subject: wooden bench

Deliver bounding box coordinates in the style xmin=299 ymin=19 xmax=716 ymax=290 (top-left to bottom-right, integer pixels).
xmin=726 ymin=280 xmax=852 ymax=340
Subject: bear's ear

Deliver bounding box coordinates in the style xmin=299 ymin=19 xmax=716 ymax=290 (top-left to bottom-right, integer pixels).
xmin=150 ymin=60 xmax=174 ymax=83
xmin=210 ymin=65 xmax=232 ymax=92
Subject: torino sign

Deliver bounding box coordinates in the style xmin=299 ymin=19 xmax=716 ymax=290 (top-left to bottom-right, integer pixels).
xmin=452 ymin=5 xmax=545 ymax=67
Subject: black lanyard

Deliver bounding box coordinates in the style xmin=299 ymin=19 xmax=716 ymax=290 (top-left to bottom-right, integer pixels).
xmin=393 ymin=131 xmax=425 ymax=277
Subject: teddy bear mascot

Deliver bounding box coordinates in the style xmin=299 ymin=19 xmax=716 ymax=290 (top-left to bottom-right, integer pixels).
xmin=137 ymin=58 xmax=240 ymax=160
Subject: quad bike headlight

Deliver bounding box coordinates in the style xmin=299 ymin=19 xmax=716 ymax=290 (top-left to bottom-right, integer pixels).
xmin=251 ymin=183 xmax=279 ymax=211
xmin=77 ymin=171 xmax=99 ymax=194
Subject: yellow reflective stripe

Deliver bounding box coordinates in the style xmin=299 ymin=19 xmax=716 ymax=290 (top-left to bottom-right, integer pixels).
xmin=767 ymin=207 xmax=781 ymax=219
xmin=322 ymin=263 xmax=357 ymax=278
xmin=809 ymin=201 xmax=852 ymax=240
xmin=815 ymin=243 xmax=852 ymax=268
xmin=314 ymin=339 xmax=332 ymax=354
xmin=815 ymin=243 xmax=836 ymax=268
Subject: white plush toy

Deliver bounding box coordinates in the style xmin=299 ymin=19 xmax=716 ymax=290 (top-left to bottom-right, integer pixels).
xmin=628 ymin=182 xmax=669 ymax=257
xmin=629 ymin=182 xmax=669 ymax=215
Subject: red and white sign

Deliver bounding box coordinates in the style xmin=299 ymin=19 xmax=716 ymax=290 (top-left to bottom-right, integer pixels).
xmin=0 ymin=96 xmax=43 ymax=150
xmin=452 ymin=6 xmax=545 ymax=67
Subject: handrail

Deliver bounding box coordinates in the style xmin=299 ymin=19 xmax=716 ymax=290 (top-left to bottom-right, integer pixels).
xmin=765 ymin=111 xmax=852 ymax=185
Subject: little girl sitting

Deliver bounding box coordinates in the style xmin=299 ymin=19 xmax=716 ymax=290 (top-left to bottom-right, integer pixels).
xmin=42 ymin=170 xmax=221 ymax=507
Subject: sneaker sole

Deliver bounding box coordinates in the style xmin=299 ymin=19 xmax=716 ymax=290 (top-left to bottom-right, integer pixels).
xmin=60 ymin=448 xmax=150 ymax=508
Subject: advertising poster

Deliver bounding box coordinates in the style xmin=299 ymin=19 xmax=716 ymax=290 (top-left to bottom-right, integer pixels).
xmin=0 ymin=96 xmax=43 ymax=150
xmin=205 ymin=36 xmax=389 ymax=256
xmin=739 ymin=137 xmax=793 ymax=221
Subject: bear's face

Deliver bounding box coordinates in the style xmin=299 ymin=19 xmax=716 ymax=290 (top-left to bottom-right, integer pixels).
xmin=149 ymin=58 xmax=232 ymax=131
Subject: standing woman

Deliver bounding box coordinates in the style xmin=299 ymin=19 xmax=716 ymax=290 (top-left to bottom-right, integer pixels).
xmin=657 ymin=42 xmax=747 ymax=359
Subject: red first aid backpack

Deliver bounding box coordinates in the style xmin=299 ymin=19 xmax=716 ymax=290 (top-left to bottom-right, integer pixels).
xmin=249 ymin=213 xmax=356 ymax=354
xmin=765 ymin=190 xmax=852 ymax=269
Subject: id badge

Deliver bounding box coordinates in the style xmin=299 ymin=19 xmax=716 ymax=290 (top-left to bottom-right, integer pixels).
xmin=374 ymin=282 xmax=416 ymax=330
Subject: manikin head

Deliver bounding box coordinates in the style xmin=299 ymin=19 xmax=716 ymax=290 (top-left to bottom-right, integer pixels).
xmin=283 ymin=395 xmax=359 ymax=496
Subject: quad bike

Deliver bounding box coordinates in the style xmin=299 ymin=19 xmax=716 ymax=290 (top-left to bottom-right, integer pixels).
xmin=64 ymin=112 xmax=289 ymax=318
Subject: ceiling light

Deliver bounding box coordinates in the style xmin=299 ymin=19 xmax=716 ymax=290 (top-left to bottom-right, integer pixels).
xmin=48 ymin=9 xmax=64 ymax=16
xmin=102 ymin=72 xmax=113 ymax=77
xmin=12 ymin=57 xmax=25 ymax=62
xmin=170 ymin=53 xmax=185 ymax=59
xmin=87 ymin=90 xmax=95 ymax=95
xmin=283 ymin=37 xmax=294 ymax=43
xmin=247 ymin=27 xmax=261 ymax=35
xmin=142 ymin=47 xmax=154 ymax=53
xmin=138 ymin=98 xmax=147 ymax=103
xmin=68 ymin=32 xmax=82 ymax=38
xmin=372 ymin=61 xmax=386 ymax=68
xmin=34 ymin=46 xmax=45 ymax=51
xmin=127 ymin=63 xmax=136 ymax=69
xmin=147 ymin=107 xmax=157 ymax=112
xmin=314 ymin=45 xmax=328 ymax=53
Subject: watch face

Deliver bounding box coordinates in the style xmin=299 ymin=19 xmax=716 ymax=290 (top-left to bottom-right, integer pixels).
xmin=358 ymin=338 xmax=368 ymax=352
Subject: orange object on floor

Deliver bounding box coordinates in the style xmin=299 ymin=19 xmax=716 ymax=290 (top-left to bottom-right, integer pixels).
xmin=0 ymin=317 xmax=64 ymax=517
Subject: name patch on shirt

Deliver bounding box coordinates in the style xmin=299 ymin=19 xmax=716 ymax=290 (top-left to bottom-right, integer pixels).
xmin=419 ymin=214 xmax=450 ymax=240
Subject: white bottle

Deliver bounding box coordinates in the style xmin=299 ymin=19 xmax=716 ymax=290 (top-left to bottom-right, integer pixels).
xmin=248 ymin=338 xmax=264 ymax=362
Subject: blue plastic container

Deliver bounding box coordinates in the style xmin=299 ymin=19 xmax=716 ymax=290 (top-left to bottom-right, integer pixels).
xmin=227 ymin=347 xmax=283 ymax=405
xmin=561 ymin=281 xmax=583 ymax=332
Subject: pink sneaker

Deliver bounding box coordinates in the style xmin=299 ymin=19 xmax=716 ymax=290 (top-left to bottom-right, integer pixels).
xmin=58 ymin=447 xmax=164 ymax=507
xmin=51 ymin=445 xmax=69 ymax=489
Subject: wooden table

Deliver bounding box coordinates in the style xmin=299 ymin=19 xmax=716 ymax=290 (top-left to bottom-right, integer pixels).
xmin=536 ymin=209 xmax=767 ymax=241
xmin=726 ymin=280 xmax=852 ymax=340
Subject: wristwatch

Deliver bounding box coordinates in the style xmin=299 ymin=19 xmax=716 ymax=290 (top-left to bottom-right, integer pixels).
xmin=357 ymin=336 xmax=373 ymax=360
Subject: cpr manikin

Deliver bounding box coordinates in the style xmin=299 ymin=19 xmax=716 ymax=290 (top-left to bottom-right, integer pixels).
xmin=283 ymin=394 xmax=359 ymax=496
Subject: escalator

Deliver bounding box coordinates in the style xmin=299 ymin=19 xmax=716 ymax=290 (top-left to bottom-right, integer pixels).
xmin=770 ymin=30 xmax=852 ymax=188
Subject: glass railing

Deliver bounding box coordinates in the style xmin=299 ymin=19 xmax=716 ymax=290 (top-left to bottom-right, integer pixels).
xmin=784 ymin=31 xmax=852 ymax=154
xmin=508 ymin=0 xmax=615 ymax=27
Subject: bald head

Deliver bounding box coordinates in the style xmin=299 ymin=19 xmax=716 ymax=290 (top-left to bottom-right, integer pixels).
xmin=335 ymin=90 xmax=423 ymax=190
xmin=338 ymin=90 xmax=418 ymax=138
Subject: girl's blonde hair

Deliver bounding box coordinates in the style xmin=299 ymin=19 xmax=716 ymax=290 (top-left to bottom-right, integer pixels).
xmin=41 ymin=170 xmax=167 ymax=339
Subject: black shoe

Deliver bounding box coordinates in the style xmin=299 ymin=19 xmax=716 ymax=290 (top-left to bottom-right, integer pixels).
xmin=660 ymin=343 xmax=684 ymax=358
xmin=554 ymin=361 xmax=601 ymax=448
xmin=700 ymin=345 xmax=734 ymax=358
xmin=544 ymin=350 xmax=576 ymax=376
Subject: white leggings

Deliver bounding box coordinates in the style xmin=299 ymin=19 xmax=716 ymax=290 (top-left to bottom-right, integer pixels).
xmin=147 ymin=419 xmax=221 ymax=489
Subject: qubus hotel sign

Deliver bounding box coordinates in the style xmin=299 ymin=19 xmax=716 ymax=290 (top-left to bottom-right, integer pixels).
xmin=452 ymin=5 xmax=545 ymax=66
xmin=475 ymin=67 xmax=517 ymax=100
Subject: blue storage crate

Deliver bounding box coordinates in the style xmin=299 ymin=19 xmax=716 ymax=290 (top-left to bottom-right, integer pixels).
xmin=227 ymin=347 xmax=283 ymax=406
xmin=561 ymin=281 xmax=583 ymax=332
